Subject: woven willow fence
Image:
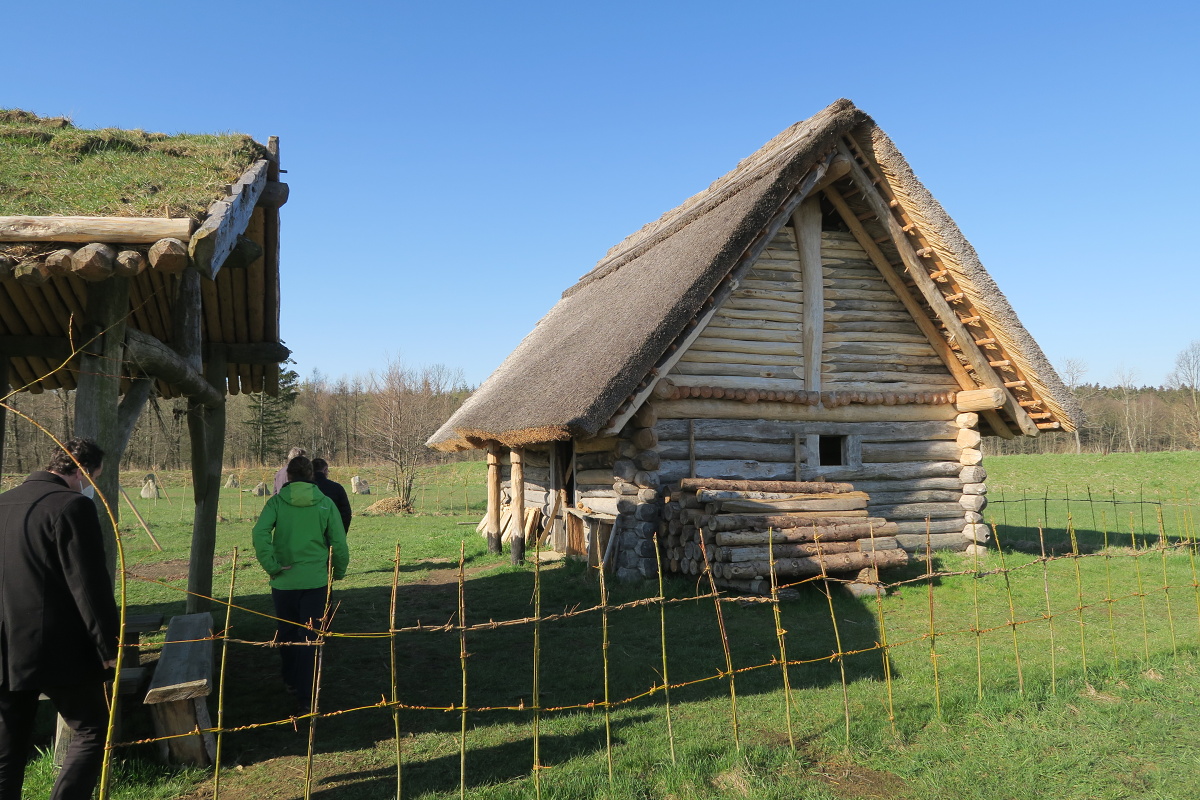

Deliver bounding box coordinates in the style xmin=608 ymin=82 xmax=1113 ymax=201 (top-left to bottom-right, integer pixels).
xmin=87 ymin=488 xmax=1200 ymax=800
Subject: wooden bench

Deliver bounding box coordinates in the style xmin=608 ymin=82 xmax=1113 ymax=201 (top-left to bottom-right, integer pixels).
xmin=144 ymin=612 xmax=215 ymax=766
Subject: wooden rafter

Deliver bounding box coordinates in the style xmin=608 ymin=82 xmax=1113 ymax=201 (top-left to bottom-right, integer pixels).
xmin=834 ymin=140 xmax=1039 ymax=437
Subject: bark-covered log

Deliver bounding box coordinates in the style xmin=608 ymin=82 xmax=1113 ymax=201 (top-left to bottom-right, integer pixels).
xmin=703 ymin=495 xmax=867 ymax=513
xmin=703 ymin=513 xmax=890 ymax=533
xmin=114 ymin=249 xmax=147 ymax=278
xmin=720 ymin=547 xmax=908 ymax=578
xmin=713 ymin=521 xmax=899 ymax=546
xmin=895 ymin=532 xmax=969 ymax=552
xmin=70 ymin=242 xmax=116 ymax=281
xmin=893 ymin=519 xmax=970 ymax=535
xmin=148 ymin=237 xmax=189 ymax=273
xmin=680 ymin=478 xmax=855 ymax=494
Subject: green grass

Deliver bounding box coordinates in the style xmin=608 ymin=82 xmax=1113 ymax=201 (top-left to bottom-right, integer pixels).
xmin=0 ymin=108 xmax=266 ymax=218
xmin=15 ymin=454 xmax=1200 ymax=799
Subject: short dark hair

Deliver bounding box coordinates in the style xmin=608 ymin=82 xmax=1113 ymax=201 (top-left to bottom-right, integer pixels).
xmin=286 ymin=455 xmax=313 ymax=483
xmin=311 ymin=458 xmax=329 ymax=477
xmin=47 ymin=437 xmax=105 ymax=476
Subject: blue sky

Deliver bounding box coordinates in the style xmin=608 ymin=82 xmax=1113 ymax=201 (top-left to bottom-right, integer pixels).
xmin=6 ymin=1 xmax=1197 ymax=388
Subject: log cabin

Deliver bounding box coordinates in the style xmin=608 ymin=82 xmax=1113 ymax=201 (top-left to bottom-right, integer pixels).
xmin=0 ymin=109 xmax=290 ymax=607
xmin=428 ymin=99 xmax=1080 ymax=583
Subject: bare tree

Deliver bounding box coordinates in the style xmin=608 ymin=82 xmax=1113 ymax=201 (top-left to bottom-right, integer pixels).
xmin=362 ymin=358 xmax=466 ymax=510
xmin=1168 ymin=340 xmax=1200 ymax=448
xmin=1060 ymin=358 xmax=1088 ymax=454
xmin=1112 ymin=366 xmax=1140 ymax=453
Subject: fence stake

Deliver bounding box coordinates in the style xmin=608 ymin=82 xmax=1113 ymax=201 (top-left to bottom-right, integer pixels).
xmin=1067 ymin=516 xmax=1089 ymax=681
xmin=768 ymin=533 xmax=796 ymax=751
xmin=1101 ymin=512 xmax=1119 ymax=672
xmin=390 ymin=543 xmax=403 ymax=800
xmin=652 ymin=534 xmax=677 ymax=764
xmin=1182 ymin=497 xmax=1200 ymax=645
xmin=1036 ymin=526 xmax=1057 ymax=695
xmin=532 ymin=534 xmax=543 ymax=799
xmin=1156 ymin=506 xmax=1178 ymax=660
xmin=923 ymin=521 xmax=942 ymax=721
xmin=212 ymin=548 xmax=239 ymax=799
xmin=868 ymin=521 xmax=897 ymax=738
xmin=302 ymin=557 xmax=336 ymax=800
xmin=698 ymin=535 xmax=741 ymax=753
xmin=992 ymin=524 xmax=1024 ymax=695
xmin=458 ymin=542 xmax=469 ymax=800
xmin=598 ymin=559 xmax=615 ymax=786
xmin=813 ymin=537 xmax=852 ymax=750
xmin=970 ymin=527 xmax=983 ymax=702
xmin=1131 ymin=513 xmax=1151 ymax=663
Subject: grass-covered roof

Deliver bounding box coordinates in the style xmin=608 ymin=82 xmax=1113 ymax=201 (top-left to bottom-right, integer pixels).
xmin=0 ymin=109 xmax=268 ymax=220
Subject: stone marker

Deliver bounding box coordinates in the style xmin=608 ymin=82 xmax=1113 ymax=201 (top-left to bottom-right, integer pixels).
xmin=139 ymin=474 xmax=159 ymax=500
xmin=224 ymin=474 xmax=240 ymax=489
xmin=351 ymin=476 xmax=370 ymax=495
xmin=251 ymin=481 xmax=269 ymax=497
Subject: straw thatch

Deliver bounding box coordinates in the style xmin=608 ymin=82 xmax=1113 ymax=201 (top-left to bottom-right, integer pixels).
xmin=429 ymin=100 xmax=1078 ymax=451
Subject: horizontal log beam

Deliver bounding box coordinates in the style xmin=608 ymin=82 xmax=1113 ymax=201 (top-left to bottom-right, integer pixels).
xmin=205 ymin=341 xmax=291 ymax=364
xmin=0 ymin=215 xmax=193 ymax=244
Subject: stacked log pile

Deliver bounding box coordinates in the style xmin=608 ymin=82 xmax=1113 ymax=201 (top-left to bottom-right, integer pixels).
xmin=662 ymin=478 xmax=907 ymax=585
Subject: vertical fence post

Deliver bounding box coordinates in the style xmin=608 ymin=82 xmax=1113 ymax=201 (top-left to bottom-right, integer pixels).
xmin=698 ymin=535 xmax=740 ymax=753
xmin=992 ymin=524 xmax=1024 ymax=695
xmin=1131 ymin=513 xmax=1151 ymax=663
xmin=457 ymin=542 xmax=468 ymax=800
xmin=1101 ymin=510 xmax=1119 ymax=672
xmin=212 ymin=548 xmax=239 ymax=799
xmin=814 ymin=537 xmax=852 ymax=751
xmin=1156 ymin=506 xmax=1178 ymax=660
xmin=971 ymin=526 xmax=984 ymax=701
xmin=532 ymin=534 xmax=543 ymax=799
xmin=652 ymin=534 xmax=677 ymax=764
xmin=768 ymin=534 xmax=796 ymax=751
xmin=598 ymin=560 xmax=615 ymax=786
xmin=923 ymin=521 xmax=942 ymax=720
xmin=1036 ymin=526 xmax=1057 ymax=695
xmin=1068 ymin=516 xmax=1089 ymax=681
xmin=390 ymin=543 xmax=403 ymax=800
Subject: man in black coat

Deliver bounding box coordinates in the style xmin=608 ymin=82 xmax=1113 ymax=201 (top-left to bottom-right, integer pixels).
xmin=311 ymin=458 xmax=352 ymax=534
xmin=0 ymin=437 xmax=119 ymax=800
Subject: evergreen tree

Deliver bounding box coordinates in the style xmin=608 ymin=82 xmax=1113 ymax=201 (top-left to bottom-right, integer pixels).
xmin=243 ymin=362 xmax=299 ymax=465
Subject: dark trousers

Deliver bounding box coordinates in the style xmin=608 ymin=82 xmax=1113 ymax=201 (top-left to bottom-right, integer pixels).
xmin=0 ymin=680 xmax=108 ymax=800
xmin=271 ymin=587 xmax=328 ymax=704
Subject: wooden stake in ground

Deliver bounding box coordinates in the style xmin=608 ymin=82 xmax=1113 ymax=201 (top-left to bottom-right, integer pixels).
xmin=457 ymin=542 xmax=468 ymax=800
xmin=212 ymin=549 xmax=239 ymax=799
xmin=1036 ymin=525 xmax=1057 ymax=695
xmin=992 ymin=524 xmax=1025 ymax=695
xmin=120 ymin=486 xmax=163 ymax=551
xmin=532 ymin=534 xmax=543 ymax=799
xmin=389 ymin=544 xmax=403 ymax=800
xmin=598 ymin=560 xmax=614 ymax=787
xmin=652 ymin=534 xmax=676 ymax=765
xmin=924 ymin=522 xmax=942 ymax=721
xmin=768 ymin=535 xmax=796 ymax=751
xmin=698 ymin=535 xmax=740 ymax=752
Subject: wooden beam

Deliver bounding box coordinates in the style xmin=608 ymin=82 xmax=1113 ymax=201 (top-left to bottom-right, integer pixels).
xmin=510 ymin=447 xmax=526 ymax=565
xmin=189 ymin=160 xmax=270 ymax=280
xmin=0 ymin=216 xmax=192 ymax=244
xmin=185 ymin=348 xmax=227 ymax=614
xmin=486 ymin=442 xmax=503 ymax=554
xmin=0 ymin=335 xmax=71 ymax=360
xmin=204 ymin=341 xmax=291 ymax=364
xmin=835 ymin=142 xmax=1039 ymax=437
xmin=954 ymin=388 xmax=1005 ymax=412
xmin=794 ymin=198 xmax=823 ymax=392
xmin=597 ymin=151 xmax=838 ymax=436
xmin=124 ymin=329 xmax=223 ymax=408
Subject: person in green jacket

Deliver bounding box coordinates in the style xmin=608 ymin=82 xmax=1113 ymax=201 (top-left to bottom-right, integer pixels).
xmin=252 ymin=455 xmax=349 ymax=711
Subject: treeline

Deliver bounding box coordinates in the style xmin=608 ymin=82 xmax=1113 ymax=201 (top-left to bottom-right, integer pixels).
xmin=2 ymin=358 xmax=474 ymax=503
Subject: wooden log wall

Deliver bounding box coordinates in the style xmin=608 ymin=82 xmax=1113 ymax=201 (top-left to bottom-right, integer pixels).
xmin=820 ymin=230 xmax=958 ymax=392
xmin=670 ymin=227 xmax=806 ymax=391
xmin=650 ymin=409 xmax=987 ymax=551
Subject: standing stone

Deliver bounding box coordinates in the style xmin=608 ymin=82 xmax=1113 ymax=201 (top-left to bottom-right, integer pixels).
xmin=224 ymin=474 xmax=240 ymax=489
xmin=351 ymin=476 xmax=371 ymax=495
xmin=251 ymin=481 xmax=269 ymax=497
xmin=139 ymin=474 xmax=159 ymax=500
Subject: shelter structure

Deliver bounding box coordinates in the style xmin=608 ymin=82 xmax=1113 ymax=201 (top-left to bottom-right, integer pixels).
xmin=0 ymin=110 xmax=290 ymax=608
xmin=429 ymin=99 xmax=1079 ymax=583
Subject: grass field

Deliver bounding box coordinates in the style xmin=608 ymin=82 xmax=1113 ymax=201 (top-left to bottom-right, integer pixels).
xmin=12 ymin=452 xmax=1200 ymax=800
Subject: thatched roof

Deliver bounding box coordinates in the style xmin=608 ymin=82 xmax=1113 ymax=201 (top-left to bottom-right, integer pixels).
xmin=430 ymin=100 xmax=1079 ymax=451
xmin=0 ymin=109 xmax=267 ymax=220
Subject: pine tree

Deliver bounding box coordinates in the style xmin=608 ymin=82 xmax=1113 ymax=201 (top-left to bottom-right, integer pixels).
xmin=243 ymin=363 xmax=299 ymax=465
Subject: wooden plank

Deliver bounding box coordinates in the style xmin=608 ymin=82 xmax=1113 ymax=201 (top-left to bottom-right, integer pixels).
xmin=656 ymin=398 xmax=957 ymax=423
xmin=0 ymin=215 xmax=192 ymax=243
xmin=246 ymin=209 xmax=266 ymax=341
xmin=656 ymin=418 xmax=960 ymax=442
xmin=144 ymin=612 xmax=213 ymax=703
xmin=189 ymin=160 xmax=270 ymax=279
xmin=795 ymin=198 xmax=821 ymax=392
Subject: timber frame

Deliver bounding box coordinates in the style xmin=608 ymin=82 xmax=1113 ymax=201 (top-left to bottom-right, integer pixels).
xmin=0 ymin=128 xmax=290 ymax=611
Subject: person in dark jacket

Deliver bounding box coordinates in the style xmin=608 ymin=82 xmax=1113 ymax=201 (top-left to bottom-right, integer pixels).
xmin=253 ymin=456 xmax=348 ymax=712
xmin=311 ymin=458 xmax=352 ymax=534
xmin=0 ymin=438 xmax=119 ymax=800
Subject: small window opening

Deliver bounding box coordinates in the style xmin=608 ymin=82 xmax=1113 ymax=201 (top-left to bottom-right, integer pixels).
xmin=818 ymin=435 xmax=845 ymax=467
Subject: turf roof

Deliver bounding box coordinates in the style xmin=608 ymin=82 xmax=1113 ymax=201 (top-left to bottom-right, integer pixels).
xmin=0 ymin=109 xmax=268 ymax=220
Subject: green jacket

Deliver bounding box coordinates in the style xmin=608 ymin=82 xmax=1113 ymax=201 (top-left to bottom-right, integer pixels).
xmin=252 ymin=482 xmax=349 ymax=590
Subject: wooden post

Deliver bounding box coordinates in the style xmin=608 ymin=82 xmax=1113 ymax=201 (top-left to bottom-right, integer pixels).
xmin=186 ymin=349 xmax=226 ymax=614
xmin=510 ymin=447 xmax=526 ymax=565
xmin=793 ymin=198 xmax=823 ymax=393
xmin=74 ymin=277 xmax=130 ymax=581
xmin=485 ymin=443 xmax=502 ymax=554
xmin=0 ymin=356 xmax=7 ymax=475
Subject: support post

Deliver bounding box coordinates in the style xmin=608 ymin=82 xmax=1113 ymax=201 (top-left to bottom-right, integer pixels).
xmin=793 ymin=198 xmax=823 ymax=393
xmin=485 ymin=443 xmax=502 ymax=554
xmin=510 ymin=447 xmax=526 ymax=565
xmin=0 ymin=356 xmax=7 ymax=477
xmin=186 ymin=349 xmax=226 ymax=614
xmin=74 ymin=278 xmax=130 ymax=581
